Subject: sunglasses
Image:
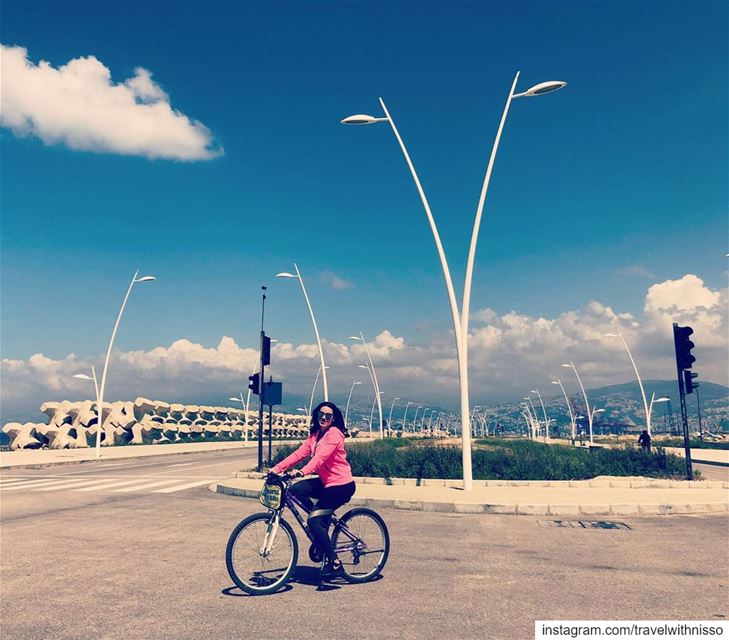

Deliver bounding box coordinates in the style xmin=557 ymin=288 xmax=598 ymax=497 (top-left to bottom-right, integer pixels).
xmin=317 ymin=411 xmax=334 ymax=421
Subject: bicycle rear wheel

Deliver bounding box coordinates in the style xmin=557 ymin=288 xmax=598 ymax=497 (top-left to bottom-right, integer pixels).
xmin=226 ymin=512 xmax=298 ymax=595
xmin=331 ymin=507 xmax=390 ymax=583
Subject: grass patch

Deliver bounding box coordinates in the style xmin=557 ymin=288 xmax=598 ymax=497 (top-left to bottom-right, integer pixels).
xmin=271 ymin=438 xmax=692 ymax=480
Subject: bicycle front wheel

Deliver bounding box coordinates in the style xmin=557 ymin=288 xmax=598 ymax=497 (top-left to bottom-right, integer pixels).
xmin=331 ymin=507 xmax=390 ymax=583
xmin=226 ymin=512 xmax=298 ymax=595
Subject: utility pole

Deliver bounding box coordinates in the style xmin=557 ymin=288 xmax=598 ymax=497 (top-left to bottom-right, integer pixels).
xmin=673 ymin=323 xmax=696 ymax=481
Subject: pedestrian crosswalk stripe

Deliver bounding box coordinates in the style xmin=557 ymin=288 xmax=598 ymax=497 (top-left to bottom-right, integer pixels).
xmin=1 ymin=478 xmax=68 ymax=490
xmin=0 ymin=478 xmax=31 ymax=486
xmin=153 ymin=479 xmax=216 ymax=493
xmin=111 ymin=479 xmax=182 ymax=492
xmin=34 ymin=478 xmax=112 ymax=491
xmin=72 ymin=479 xmax=148 ymax=492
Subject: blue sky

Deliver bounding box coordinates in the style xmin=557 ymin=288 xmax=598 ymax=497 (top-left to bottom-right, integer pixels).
xmin=1 ymin=1 xmax=727 ymax=419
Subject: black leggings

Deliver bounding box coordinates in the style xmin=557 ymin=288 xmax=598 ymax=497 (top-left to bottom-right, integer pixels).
xmin=289 ymin=478 xmax=356 ymax=563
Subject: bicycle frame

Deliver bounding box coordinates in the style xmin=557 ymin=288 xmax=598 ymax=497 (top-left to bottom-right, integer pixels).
xmin=262 ymin=478 xmax=367 ymax=561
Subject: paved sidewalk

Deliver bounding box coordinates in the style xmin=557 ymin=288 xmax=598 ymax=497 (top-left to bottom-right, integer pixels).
xmin=0 ymin=440 xmax=259 ymax=469
xmin=213 ymin=472 xmax=729 ymax=517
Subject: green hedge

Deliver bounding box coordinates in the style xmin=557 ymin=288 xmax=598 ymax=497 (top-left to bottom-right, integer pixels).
xmin=271 ymin=438 xmax=691 ymax=480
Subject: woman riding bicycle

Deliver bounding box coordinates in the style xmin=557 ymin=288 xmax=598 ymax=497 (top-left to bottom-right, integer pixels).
xmin=269 ymin=401 xmax=355 ymax=579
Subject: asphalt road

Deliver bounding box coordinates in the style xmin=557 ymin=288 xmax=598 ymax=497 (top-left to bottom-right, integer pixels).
xmin=1 ymin=450 xmax=728 ymax=640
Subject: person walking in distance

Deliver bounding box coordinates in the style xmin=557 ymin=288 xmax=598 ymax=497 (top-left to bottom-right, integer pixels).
xmin=269 ymin=401 xmax=355 ymax=580
xmin=638 ymin=429 xmax=652 ymax=452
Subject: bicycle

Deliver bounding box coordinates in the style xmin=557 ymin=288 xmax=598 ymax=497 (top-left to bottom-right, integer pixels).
xmin=225 ymin=471 xmax=390 ymax=595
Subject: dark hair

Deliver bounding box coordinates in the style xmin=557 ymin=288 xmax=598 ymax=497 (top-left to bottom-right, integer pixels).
xmin=310 ymin=401 xmax=348 ymax=437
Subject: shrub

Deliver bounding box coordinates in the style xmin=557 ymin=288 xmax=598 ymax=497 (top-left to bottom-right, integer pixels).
xmin=271 ymin=439 xmax=691 ymax=480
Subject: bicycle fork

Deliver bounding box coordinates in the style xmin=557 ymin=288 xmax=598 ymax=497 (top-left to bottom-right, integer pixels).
xmin=260 ymin=512 xmax=280 ymax=557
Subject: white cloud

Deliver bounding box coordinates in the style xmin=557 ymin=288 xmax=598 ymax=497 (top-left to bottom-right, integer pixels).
xmin=320 ymin=271 xmax=353 ymax=290
xmin=0 ymin=45 xmax=221 ymax=160
xmin=2 ymin=274 xmax=727 ymax=422
xmin=614 ymin=265 xmax=655 ymax=279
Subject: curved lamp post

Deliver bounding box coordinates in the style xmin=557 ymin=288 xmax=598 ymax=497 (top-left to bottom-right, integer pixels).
xmin=411 ymin=405 xmax=423 ymax=433
xmin=562 ymin=361 xmax=595 ymax=445
xmin=74 ymin=368 xmax=99 ymax=445
xmin=387 ymin=397 xmax=400 ymax=437
xmin=344 ymin=379 xmax=362 ymax=427
xmin=93 ymin=270 xmax=155 ymax=458
xmin=530 ymin=389 xmax=550 ymax=439
xmin=523 ymin=396 xmax=540 ymax=438
xmin=352 ymin=334 xmax=383 ymax=438
xmin=605 ymin=328 xmax=651 ymax=435
xmin=521 ymin=402 xmax=538 ymax=439
xmin=277 ymin=264 xmax=328 ymax=401
xmin=401 ymin=400 xmax=414 ymax=433
xmin=342 ymin=76 xmax=566 ymax=491
xmin=551 ymin=378 xmax=576 ymax=441
xmin=228 ymin=394 xmax=250 ymax=443
xmin=308 ymin=365 xmax=329 ymax=415
xmin=421 ymin=408 xmax=431 ymax=433
xmin=648 ymin=395 xmax=670 ymax=436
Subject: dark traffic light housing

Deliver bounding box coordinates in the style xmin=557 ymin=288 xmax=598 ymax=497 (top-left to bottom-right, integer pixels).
xmin=683 ymin=370 xmax=699 ymax=395
xmin=261 ymin=335 xmax=271 ymax=366
xmin=248 ymin=372 xmax=260 ymax=395
xmin=673 ymin=324 xmax=696 ymax=370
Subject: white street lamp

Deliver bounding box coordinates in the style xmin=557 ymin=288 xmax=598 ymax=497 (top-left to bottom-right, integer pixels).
xmin=605 ymin=328 xmax=651 ymax=435
xmin=74 ymin=368 xmax=100 ymax=443
xmin=522 ymin=401 xmax=538 ymax=439
xmin=411 ymin=405 xmax=423 ymax=433
xmin=648 ymin=394 xmax=670 ymax=435
xmin=228 ymin=393 xmax=249 ymax=444
xmin=351 ymin=334 xmax=383 ymax=438
xmin=342 ymin=75 xmax=566 ymax=491
xmin=562 ymin=361 xmax=595 ymax=445
xmin=308 ymin=365 xmax=329 ymax=416
xmin=421 ymin=408 xmax=431 ymax=433
xmin=344 ymin=379 xmax=362 ymax=428
xmin=530 ymin=389 xmax=550 ymax=439
xmin=401 ymin=401 xmax=414 ymax=432
xmin=368 ymin=391 xmax=385 ymax=435
xmin=523 ymin=396 xmax=540 ymax=438
xmin=387 ymin=397 xmax=400 ymax=437
xmin=552 ymin=378 xmax=576 ymax=442
xmin=94 ymin=270 xmax=155 ymax=458
xmin=277 ymin=264 xmax=328 ymax=401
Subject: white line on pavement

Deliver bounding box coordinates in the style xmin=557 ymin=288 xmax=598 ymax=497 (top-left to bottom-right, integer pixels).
xmin=1 ymin=477 xmax=67 ymax=490
xmin=110 ymin=479 xmax=183 ymax=492
xmin=72 ymin=479 xmax=157 ymax=492
xmin=165 ymin=462 xmax=198 ymax=467
xmin=153 ymin=479 xmax=217 ymax=493
xmin=33 ymin=478 xmax=113 ymax=491
xmin=0 ymin=478 xmax=31 ymax=485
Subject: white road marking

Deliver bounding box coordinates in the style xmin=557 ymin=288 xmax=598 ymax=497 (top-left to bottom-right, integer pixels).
xmin=153 ymin=479 xmax=217 ymax=493
xmin=165 ymin=462 xmax=198 ymax=467
xmin=0 ymin=478 xmax=31 ymax=485
xmin=1 ymin=477 xmax=67 ymax=490
xmin=72 ymin=479 xmax=150 ymax=492
xmin=34 ymin=478 xmax=116 ymax=491
xmin=111 ymin=479 xmax=183 ymax=492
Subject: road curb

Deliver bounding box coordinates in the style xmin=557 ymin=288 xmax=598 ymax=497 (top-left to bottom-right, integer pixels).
xmin=0 ymin=443 xmax=256 ymax=470
xmin=232 ymin=471 xmax=729 ymax=490
xmin=209 ymin=482 xmax=729 ymax=516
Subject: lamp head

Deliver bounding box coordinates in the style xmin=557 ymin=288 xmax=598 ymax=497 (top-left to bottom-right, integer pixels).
xmin=520 ymin=80 xmax=567 ymax=97
xmin=276 ymin=272 xmax=296 ymax=279
xmin=135 ymin=275 xmax=156 ymax=283
xmin=341 ymin=114 xmax=382 ymax=125
xmin=228 ymin=397 xmax=241 ymax=402
xmin=654 ymin=397 xmax=670 ymax=403
xmin=73 ymin=373 xmax=94 ymax=381
xmin=349 ymin=335 xmax=362 ymax=341
xmin=561 ymin=363 xmax=572 ymax=369
xmin=551 ymin=380 xmax=560 ymax=385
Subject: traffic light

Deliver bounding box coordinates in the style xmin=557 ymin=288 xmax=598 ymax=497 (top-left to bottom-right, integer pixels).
xmin=261 ymin=335 xmax=271 ymax=366
xmin=248 ymin=372 xmax=260 ymax=396
xmin=673 ymin=324 xmax=696 ymax=370
xmin=683 ymin=370 xmax=699 ymax=395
